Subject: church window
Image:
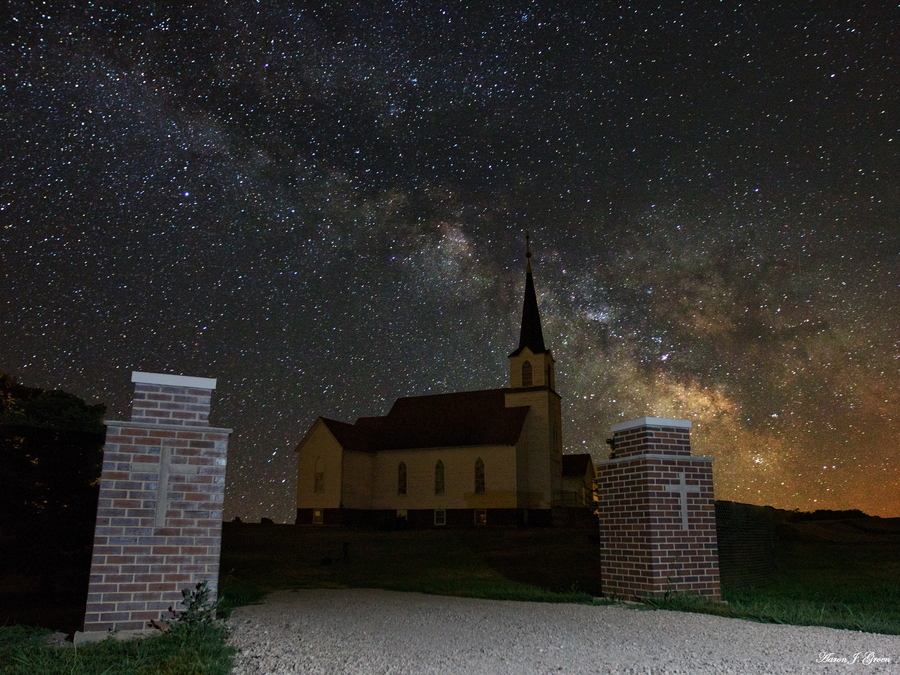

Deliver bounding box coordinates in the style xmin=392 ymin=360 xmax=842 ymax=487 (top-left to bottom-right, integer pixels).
xmin=521 ymin=360 xmax=533 ymax=387
xmin=434 ymin=509 xmax=446 ymax=526
xmin=398 ymin=461 xmax=407 ymax=495
xmin=474 ymin=458 xmax=485 ymax=494
xmin=434 ymin=460 xmax=445 ymax=495
xmin=474 ymin=509 xmax=487 ymax=526
xmin=314 ymin=457 xmax=325 ymax=493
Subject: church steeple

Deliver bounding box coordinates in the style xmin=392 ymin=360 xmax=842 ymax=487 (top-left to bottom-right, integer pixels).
xmin=511 ymin=232 xmax=548 ymax=357
xmin=508 ymin=233 xmax=555 ymax=390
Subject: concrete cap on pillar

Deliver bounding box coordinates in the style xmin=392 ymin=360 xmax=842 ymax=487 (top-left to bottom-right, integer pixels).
xmin=131 ymin=371 xmax=217 ymax=390
xmin=610 ymin=416 xmax=692 ymax=432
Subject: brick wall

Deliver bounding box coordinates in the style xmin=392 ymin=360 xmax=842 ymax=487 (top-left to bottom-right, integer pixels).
xmin=130 ymin=379 xmax=213 ymax=427
xmin=609 ymin=420 xmax=692 ymax=458
xmin=596 ymin=417 xmax=721 ymax=601
xmin=77 ymin=372 xmax=231 ymax=641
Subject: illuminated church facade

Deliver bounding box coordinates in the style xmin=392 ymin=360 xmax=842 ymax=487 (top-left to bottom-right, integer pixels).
xmin=295 ymin=237 xmax=594 ymax=527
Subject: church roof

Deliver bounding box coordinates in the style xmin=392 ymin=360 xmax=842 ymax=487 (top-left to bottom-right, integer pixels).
xmin=318 ymin=389 xmax=530 ymax=453
xmin=320 ymin=418 xmax=371 ymax=454
xmin=561 ymin=453 xmax=595 ymax=477
xmin=372 ymin=389 xmax=530 ymax=450
xmin=354 ymin=416 xmax=385 ymax=432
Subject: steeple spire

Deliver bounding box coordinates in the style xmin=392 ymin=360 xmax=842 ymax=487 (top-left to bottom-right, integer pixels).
xmin=525 ymin=231 xmax=533 ymax=274
xmin=511 ymin=232 xmax=547 ymax=356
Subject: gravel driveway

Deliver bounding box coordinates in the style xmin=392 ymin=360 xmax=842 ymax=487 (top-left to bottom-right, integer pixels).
xmin=227 ymin=589 xmax=900 ymax=675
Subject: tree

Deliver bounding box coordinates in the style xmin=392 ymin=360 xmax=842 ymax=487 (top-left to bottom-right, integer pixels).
xmin=0 ymin=374 xmax=108 ymax=632
xmin=0 ymin=373 xmax=106 ymax=524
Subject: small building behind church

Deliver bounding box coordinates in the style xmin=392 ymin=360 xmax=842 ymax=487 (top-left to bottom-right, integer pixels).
xmin=295 ymin=237 xmax=593 ymax=527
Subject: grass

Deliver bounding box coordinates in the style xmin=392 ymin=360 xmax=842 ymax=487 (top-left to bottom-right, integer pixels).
xmin=219 ymin=524 xmax=604 ymax=604
xmin=0 ymin=583 xmax=254 ymax=675
xmin=644 ymin=583 xmax=900 ymax=635
xmin=2 ymin=516 xmax=897 ymax=673
xmin=219 ymin=519 xmax=900 ymax=636
xmin=215 ymin=583 xmax=268 ymax=619
xmin=0 ymin=623 xmax=234 ymax=675
xmin=642 ymin=519 xmax=900 ymax=635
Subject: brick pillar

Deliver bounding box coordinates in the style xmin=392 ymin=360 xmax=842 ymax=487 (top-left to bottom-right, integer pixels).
xmin=76 ymin=372 xmax=231 ymax=642
xmin=596 ymin=417 xmax=721 ymax=601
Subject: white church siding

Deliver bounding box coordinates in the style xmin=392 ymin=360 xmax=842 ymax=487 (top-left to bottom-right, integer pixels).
xmin=296 ymin=420 xmax=343 ymax=510
xmin=506 ymin=389 xmax=563 ymax=512
xmin=370 ymin=446 xmax=518 ymax=511
xmin=341 ymin=450 xmax=374 ymax=509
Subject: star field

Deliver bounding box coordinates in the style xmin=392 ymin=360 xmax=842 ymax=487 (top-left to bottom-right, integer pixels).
xmin=1 ymin=1 xmax=898 ymax=520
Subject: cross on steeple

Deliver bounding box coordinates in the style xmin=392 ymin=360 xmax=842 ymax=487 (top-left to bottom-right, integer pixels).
xmin=525 ymin=231 xmax=533 ymax=274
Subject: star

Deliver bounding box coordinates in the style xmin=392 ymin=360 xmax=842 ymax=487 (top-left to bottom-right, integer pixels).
xmin=1 ymin=1 xmax=897 ymax=520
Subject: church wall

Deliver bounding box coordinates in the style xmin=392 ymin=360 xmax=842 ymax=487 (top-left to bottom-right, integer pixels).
xmin=549 ymin=394 xmax=563 ymax=499
xmin=505 ymin=389 xmax=562 ymax=510
xmin=370 ymin=445 xmax=518 ymax=511
xmin=426 ymin=508 xmax=521 ymax=527
xmin=295 ymin=421 xmax=343 ymax=510
xmin=514 ymin=428 xmax=530 ymax=508
xmin=560 ymin=460 xmax=597 ymax=508
xmin=341 ymin=450 xmax=374 ymax=509
xmin=560 ymin=473 xmax=594 ymax=507
xmin=508 ymin=349 xmax=554 ymax=389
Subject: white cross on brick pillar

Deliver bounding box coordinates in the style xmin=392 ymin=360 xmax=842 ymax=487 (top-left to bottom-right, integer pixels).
xmin=664 ymin=472 xmax=701 ymax=530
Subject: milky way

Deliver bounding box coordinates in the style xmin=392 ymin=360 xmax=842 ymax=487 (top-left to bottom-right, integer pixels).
xmin=2 ymin=2 xmax=897 ymax=520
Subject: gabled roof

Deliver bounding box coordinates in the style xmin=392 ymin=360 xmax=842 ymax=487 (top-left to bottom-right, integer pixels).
xmin=320 ymin=418 xmax=371 ymax=453
xmin=310 ymin=388 xmax=530 ymax=454
xmin=372 ymin=389 xmax=529 ymax=450
xmin=562 ymin=453 xmax=595 ymax=477
xmin=354 ymin=416 xmax=384 ymax=431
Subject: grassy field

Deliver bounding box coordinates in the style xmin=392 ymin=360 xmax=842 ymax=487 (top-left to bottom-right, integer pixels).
xmin=2 ymin=515 xmax=898 ymax=674
xmin=219 ymin=517 xmax=900 ymax=636
xmin=219 ymin=524 xmax=605 ymax=603
xmin=648 ymin=517 xmax=900 ymax=634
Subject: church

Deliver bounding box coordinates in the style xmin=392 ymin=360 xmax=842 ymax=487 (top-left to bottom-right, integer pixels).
xmin=295 ymin=236 xmax=595 ymax=527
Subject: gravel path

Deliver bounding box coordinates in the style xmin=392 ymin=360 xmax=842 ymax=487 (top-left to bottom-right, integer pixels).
xmin=227 ymin=589 xmax=900 ymax=675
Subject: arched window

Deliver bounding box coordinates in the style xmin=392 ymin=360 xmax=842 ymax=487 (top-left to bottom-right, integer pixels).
xmin=475 ymin=457 xmax=485 ymax=494
xmin=521 ymin=360 xmax=533 ymax=387
xmin=398 ymin=461 xmax=407 ymax=495
xmin=314 ymin=457 xmax=325 ymax=493
xmin=434 ymin=460 xmax=445 ymax=495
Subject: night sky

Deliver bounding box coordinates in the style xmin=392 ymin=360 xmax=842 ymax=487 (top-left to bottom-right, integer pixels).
xmin=2 ymin=2 xmax=898 ymax=521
